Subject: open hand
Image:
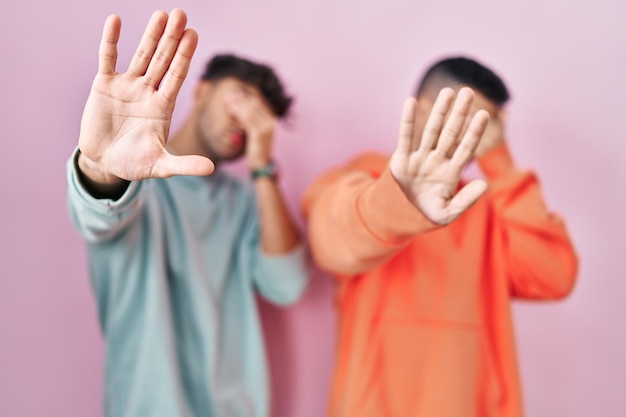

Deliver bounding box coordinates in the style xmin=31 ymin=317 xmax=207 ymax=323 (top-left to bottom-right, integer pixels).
xmin=78 ymin=9 xmax=214 ymax=183
xmin=389 ymin=87 xmax=490 ymax=225
xmin=226 ymin=91 xmax=277 ymax=170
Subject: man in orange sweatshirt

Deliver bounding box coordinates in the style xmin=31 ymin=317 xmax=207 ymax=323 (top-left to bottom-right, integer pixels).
xmin=301 ymin=57 xmax=578 ymax=417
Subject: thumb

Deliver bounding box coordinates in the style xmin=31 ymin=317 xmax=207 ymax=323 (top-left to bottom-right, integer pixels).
xmin=153 ymin=153 xmax=215 ymax=178
xmin=445 ymin=179 xmax=487 ymax=223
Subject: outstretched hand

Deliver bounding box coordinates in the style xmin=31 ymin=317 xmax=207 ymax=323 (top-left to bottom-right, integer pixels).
xmin=78 ymin=9 xmax=214 ymax=184
xmin=389 ymin=87 xmax=490 ymax=225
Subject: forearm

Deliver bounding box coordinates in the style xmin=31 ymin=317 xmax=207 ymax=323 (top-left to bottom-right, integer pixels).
xmin=503 ymin=215 xmax=578 ymax=299
xmin=479 ymin=144 xmax=578 ymax=298
xmin=303 ymin=158 xmax=437 ymax=275
xmin=254 ymin=177 xmax=300 ymax=255
xmin=77 ymin=151 xmax=129 ymax=200
xmin=494 ymin=175 xmax=578 ymax=298
xmin=67 ymin=149 xmax=145 ymax=243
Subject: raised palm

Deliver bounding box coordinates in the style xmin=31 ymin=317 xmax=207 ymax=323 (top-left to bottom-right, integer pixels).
xmin=78 ymin=9 xmax=214 ymax=182
xmin=389 ymin=87 xmax=490 ymax=225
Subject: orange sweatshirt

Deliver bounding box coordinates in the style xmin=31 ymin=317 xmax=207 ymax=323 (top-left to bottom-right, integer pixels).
xmin=301 ymin=144 xmax=578 ymax=417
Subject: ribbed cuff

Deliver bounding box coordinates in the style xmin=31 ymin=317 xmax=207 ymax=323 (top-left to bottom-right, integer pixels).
xmin=69 ymin=147 xmax=141 ymax=212
xmin=358 ymin=165 xmax=437 ymax=244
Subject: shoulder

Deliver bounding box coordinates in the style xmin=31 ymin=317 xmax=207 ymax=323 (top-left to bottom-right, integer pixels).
xmin=346 ymin=151 xmax=389 ymax=177
xmin=301 ymin=151 xmax=390 ymax=213
xmin=309 ymin=151 xmax=390 ymax=187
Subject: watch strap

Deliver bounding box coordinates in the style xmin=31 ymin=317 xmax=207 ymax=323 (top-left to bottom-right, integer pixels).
xmin=251 ymin=160 xmax=278 ymax=181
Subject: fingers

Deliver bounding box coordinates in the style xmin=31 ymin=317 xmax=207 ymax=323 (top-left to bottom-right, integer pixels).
xmin=434 ymin=87 xmax=475 ymax=156
xmin=227 ymin=93 xmax=275 ymax=130
xmin=445 ymin=179 xmax=488 ymax=223
xmin=153 ymin=153 xmax=215 ymax=178
xmin=159 ymin=28 xmax=198 ymax=103
xmin=225 ymin=90 xmax=250 ymax=121
xmin=127 ymin=10 xmax=168 ymax=77
xmin=98 ymin=15 xmax=122 ymax=75
xmin=418 ymin=88 xmax=456 ymax=152
xmin=144 ymin=8 xmax=189 ymax=88
xmin=394 ymin=97 xmax=418 ymax=156
xmin=450 ymin=109 xmax=490 ymax=169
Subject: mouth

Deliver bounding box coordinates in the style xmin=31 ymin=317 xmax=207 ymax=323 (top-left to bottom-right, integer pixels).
xmin=229 ymin=130 xmax=245 ymax=146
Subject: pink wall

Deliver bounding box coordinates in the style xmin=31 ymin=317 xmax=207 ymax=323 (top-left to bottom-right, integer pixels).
xmin=1 ymin=0 xmax=624 ymax=416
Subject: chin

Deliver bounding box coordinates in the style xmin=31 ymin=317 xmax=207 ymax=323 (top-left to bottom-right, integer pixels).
xmin=203 ymin=142 xmax=243 ymax=164
xmin=217 ymin=149 xmax=245 ymax=163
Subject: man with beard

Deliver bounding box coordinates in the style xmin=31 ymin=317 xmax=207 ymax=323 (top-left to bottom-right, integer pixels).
xmin=66 ymin=9 xmax=308 ymax=417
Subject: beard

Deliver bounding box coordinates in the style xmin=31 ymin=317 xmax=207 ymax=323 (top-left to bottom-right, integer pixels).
xmin=195 ymin=123 xmax=246 ymax=165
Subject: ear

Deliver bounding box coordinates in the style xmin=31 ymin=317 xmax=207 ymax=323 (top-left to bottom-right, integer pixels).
xmin=194 ymin=81 xmax=213 ymax=104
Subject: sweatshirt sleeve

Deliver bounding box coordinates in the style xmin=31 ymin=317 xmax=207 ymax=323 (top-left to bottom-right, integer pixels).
xmin=479 ymin=144 xmax=579 ymax=299
xmin=301 ymin=153 xmax=438 ymax=276
xmin=66 ymin=148 xmax=147 ymax=243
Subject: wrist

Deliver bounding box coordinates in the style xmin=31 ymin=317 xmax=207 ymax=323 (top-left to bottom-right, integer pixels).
xmin=77 ymin=151 xmax=124 ymax=185
xmin=251 ymin=160 xmax=279 ymax=181
xmin=248 ymin=159 xmax=271 ymax=171
xmin=245 ymin=131 xmax=274 ymax=170
xmin=246 ymin=148 xmax=272 ymax=170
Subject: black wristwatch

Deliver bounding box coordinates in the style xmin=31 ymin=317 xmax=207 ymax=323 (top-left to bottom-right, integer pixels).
xmin=251 ymin=160 xmax=279 ymax=181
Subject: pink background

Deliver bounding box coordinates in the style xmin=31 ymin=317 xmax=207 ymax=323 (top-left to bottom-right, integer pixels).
xmin=1 ymin=0 xmax=624 ymax=416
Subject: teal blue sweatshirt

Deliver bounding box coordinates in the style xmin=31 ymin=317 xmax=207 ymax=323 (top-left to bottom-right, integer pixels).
xmin=66 ymin=150 xmax=309 ymax=417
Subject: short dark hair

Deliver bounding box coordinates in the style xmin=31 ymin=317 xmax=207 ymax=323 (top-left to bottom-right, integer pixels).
xmin=416 ymin=56 xmax=510 ymax=106
xmin=201 ymin=53 xmax=293 ymax=119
